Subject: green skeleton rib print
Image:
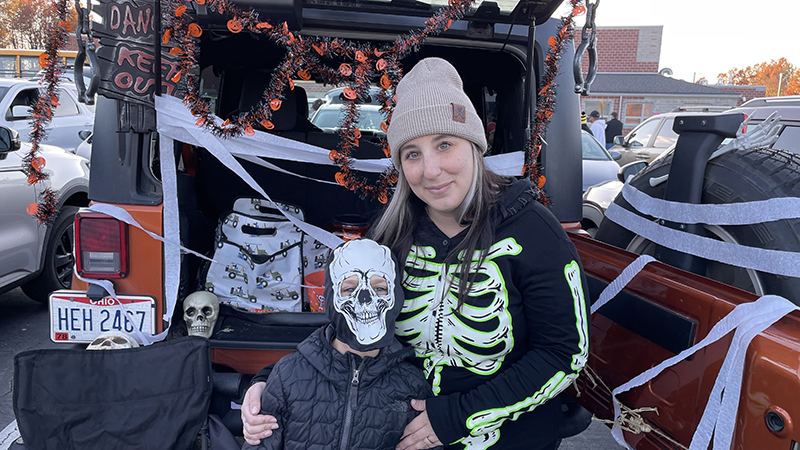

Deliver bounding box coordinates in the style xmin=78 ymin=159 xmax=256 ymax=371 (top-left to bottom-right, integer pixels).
xmin=463 ymin=259 xmax=589 ymax=437
xmin=395 ymin=238 xmax=522 ymax=378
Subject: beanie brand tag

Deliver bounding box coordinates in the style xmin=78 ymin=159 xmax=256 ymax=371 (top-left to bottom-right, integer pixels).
xmin=452 ymin=103 xmax=466 ymax=123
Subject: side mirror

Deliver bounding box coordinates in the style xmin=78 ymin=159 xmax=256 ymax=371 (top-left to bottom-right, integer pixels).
xmin=78 ymin=130 xmax=92 ymax=141
xmin=0 ymin=126 xmax=21 ymax=154
xmin=617 ymin=161 xmax=647 ymax=183
xmin=609 ymin=150 xmax=622 ymax=161
xmin=613 ymin=135 xmax=626 ymax=147
xmin=11 ymin=105 xmax=32 ymax=120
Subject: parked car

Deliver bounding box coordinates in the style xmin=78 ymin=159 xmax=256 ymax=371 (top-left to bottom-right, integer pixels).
xmin=0 ymin=124 xmax=89 ymax=302
xmin=0 ymin=78 xmax=94 ymax=153
xmin=322 ymin=86 xmax=383 ymax=105
xmin=581 ymin=130 xmax=621 ymax=191
xmin=610 ymin=106 xmax=730 ymax=166
xmin=310 ymin=103 xmax=387 ymax=135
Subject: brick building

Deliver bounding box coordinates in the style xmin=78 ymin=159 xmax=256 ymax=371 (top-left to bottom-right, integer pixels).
xmin=575 ymin=26 xmax=763 ymax=134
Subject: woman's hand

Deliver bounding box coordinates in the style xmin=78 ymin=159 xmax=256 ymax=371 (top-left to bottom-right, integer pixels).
xmin=241 ymin=381 xmax=279 ymax=445
xmin=396 ymin=399 xmax=442 ymax=450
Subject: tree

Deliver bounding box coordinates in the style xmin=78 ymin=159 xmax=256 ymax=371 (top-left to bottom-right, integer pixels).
xmin=717 ymin=58 xmax=800 ymax=96
xmin=0 ymin=0 xmax=78 ymax=49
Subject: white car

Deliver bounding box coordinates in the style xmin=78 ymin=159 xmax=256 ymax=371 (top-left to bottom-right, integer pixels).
xmin=310 ymin=103 xmax=386 ymax=135
xmin=0 ymin=125 xmax=90 ymax=302
xmin=0 ymin=78 xmax=94 ymax=153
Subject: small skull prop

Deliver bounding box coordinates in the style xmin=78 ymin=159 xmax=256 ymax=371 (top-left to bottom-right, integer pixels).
xmin=87 ymin=331 xmax=140 ymax=350
xmin=330 ymin=240 xmax=395 ymax=345
xmin=184 ymin=291 xmax=220 ymax=338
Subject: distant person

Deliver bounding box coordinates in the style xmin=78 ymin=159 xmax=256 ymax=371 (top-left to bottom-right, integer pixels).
xmin=605 ymin=112 xmax=623 ymax=149
xmin=581 ymin=111 xmax=592 ymax=133
xmin=588 ymin=110 xmax=605 ymax=143
xmin=309 ymin=98 xmax=324 ymax=117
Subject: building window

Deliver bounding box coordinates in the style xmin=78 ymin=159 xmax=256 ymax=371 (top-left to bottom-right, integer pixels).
xmin=583 ymin=100 xmax=611 ymax=119
xmin=624 ymin=103 xmax=652 ymax=125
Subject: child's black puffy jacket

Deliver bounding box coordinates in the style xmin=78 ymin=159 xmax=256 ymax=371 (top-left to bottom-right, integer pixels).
xmin=245 ymin=324 xmax=435 ymax=450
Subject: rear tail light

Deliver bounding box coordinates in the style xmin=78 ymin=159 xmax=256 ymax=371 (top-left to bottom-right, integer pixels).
xmin=75 ymin=212 xmax=129 ymax=278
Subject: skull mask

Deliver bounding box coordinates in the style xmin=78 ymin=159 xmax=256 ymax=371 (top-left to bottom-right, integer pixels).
xmin=328 ymin=239 xmax=397 ymax=348
xmin=87 ymin=331 xmax=140 ymax=350
xmin=183 ymin=291 xmax=220 ymax=338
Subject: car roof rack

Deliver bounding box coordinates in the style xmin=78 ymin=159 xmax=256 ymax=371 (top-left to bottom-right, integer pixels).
xmin=670 ymin=105 xmax=731 ymax=113
xmin=740 ymin=96 xmax=800 ymax=108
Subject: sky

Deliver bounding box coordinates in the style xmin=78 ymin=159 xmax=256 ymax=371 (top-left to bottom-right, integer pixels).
xmin=557 ymin=0 xmax=797 ymax=83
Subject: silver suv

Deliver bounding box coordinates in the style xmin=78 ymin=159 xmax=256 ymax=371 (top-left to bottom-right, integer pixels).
xmin=611 ymin=106 xmax=729 ymax=166
xmin=0 ymin=125 xmax=90 ymax=302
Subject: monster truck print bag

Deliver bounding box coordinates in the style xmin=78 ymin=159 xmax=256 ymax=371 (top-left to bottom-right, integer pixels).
xmin=204 ymin=198 xmax=328 ymax=312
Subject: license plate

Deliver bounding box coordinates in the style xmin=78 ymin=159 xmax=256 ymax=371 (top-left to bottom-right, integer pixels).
xmin=49 ymin=290 xmax=156 ymax=343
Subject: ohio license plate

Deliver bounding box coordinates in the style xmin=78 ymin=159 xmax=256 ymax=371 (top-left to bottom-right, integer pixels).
xmin=49 ymin=290 xmax=156 ymax=343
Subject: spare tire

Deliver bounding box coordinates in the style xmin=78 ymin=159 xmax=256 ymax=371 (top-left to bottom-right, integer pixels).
xmin=595 ymin=146 xmax=800 ymax=303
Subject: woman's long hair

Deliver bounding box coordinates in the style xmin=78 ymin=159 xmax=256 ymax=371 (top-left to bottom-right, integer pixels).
xmin=371 ymin=142 xmax=510 ymax=309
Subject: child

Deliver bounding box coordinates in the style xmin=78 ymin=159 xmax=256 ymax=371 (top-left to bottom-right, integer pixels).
xmin=243 ymin=238 xmax=435 ymax=450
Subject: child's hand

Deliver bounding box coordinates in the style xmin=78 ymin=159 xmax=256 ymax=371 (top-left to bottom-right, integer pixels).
xmin=241 ymin=382 xmax=279 ymax=445
xmin=396 ymin=399 xmax=442 ymax=450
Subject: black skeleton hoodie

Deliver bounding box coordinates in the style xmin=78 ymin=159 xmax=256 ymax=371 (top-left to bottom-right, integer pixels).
xmin=395 ymin=178 xmax=591 ymax=449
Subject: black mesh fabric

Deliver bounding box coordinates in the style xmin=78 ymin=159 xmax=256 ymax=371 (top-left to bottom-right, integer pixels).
xmin=13 ymin=337 xmax=211 ymax=450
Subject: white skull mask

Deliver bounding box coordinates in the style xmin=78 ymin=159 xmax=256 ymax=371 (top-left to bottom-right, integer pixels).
xmin=184 ymin=291 xmax=220 ymax=338
xmin=87 ymin=331 xmax=140 ymax=350
xmin=329 ymin=240 xmax=396 ymax=345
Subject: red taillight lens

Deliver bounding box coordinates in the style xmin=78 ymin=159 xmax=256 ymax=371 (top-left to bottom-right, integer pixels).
xmin=75 ymin=212 xmax=129 ymax=278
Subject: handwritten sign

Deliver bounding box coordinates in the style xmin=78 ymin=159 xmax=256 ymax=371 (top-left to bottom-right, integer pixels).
xmin=92 ymin=0 xmax=187 ymax=105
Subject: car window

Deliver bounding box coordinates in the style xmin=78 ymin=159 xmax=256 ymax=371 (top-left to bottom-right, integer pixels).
xmin=653 ymin=117 xmax=679 ymax=148
xmin=581 ymin=133 xmax=611 ymax=161
xmin=312 ymin=108 xmax=386 ymax=132
xmin=0 ymin=86 xmax=8 ymax=103
xmin=773 ymin=125 xmax=799 ymax=154
xmin=626 ymin=117 xmax=661 ymax=147
xmin=53 ymin=91 xmax=80 ymax=117
xmin=311 ymin=110 xmax=342 ymax=128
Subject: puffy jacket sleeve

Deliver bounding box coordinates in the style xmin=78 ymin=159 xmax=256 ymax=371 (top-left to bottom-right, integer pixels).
xmin=426 ymin=217 xmax=590 ymax=444
xmin=253 ymin=359 xmax=290 ymax=450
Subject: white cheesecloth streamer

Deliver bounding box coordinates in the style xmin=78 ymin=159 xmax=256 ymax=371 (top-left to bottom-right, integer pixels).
xmin=606 ymin=295 xmax=798 ymax=449
xmin=589 ymin=245 xmax=798 ymax=448
xmin=620 ymin=183 xmax=800 ymax=226
xmin=590 ymin=255 xmax=656 ymax=315
xmin=605 ymin=202 xmax=800 ymax=279
xmin=0 ymin=419 xmax=20 ymax=450
xmin=154 ymin=95 xmax=525 ymax=177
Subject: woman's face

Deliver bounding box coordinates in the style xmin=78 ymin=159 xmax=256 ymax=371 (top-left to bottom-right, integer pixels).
xmin=399 ymin=134 xmax=475 ymax=223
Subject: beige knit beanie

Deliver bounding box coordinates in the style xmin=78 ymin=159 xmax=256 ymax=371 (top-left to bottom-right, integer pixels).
xmin=387 ymin=58 xmax=487 ymax=155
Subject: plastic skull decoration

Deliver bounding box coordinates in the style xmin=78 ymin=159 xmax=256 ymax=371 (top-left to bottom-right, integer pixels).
xmin=87 ymin=331 xmax=140 ymax=350
xmin=183 ymin=291 xmax=220 ymax=338
xmin=329 ymin=239 xmax=396 ymax=345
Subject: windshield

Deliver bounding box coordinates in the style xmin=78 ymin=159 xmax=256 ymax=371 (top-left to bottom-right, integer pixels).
xmin=582 ymin=132 xmax=612 ymax=161
xmin=0 ymin=86 xmax=8 ymax=103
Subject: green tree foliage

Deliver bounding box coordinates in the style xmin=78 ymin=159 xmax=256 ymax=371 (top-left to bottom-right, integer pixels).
xmin=717 ymin=58 xmax=800 ymax=96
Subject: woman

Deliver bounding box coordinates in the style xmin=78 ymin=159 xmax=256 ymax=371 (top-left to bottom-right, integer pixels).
xmin=243 ymin=57 xmax=590 ymax=450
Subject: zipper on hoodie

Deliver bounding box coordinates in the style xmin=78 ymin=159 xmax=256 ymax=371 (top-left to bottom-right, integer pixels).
xmin=338 ymin=356 xmax=365 ymax=450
